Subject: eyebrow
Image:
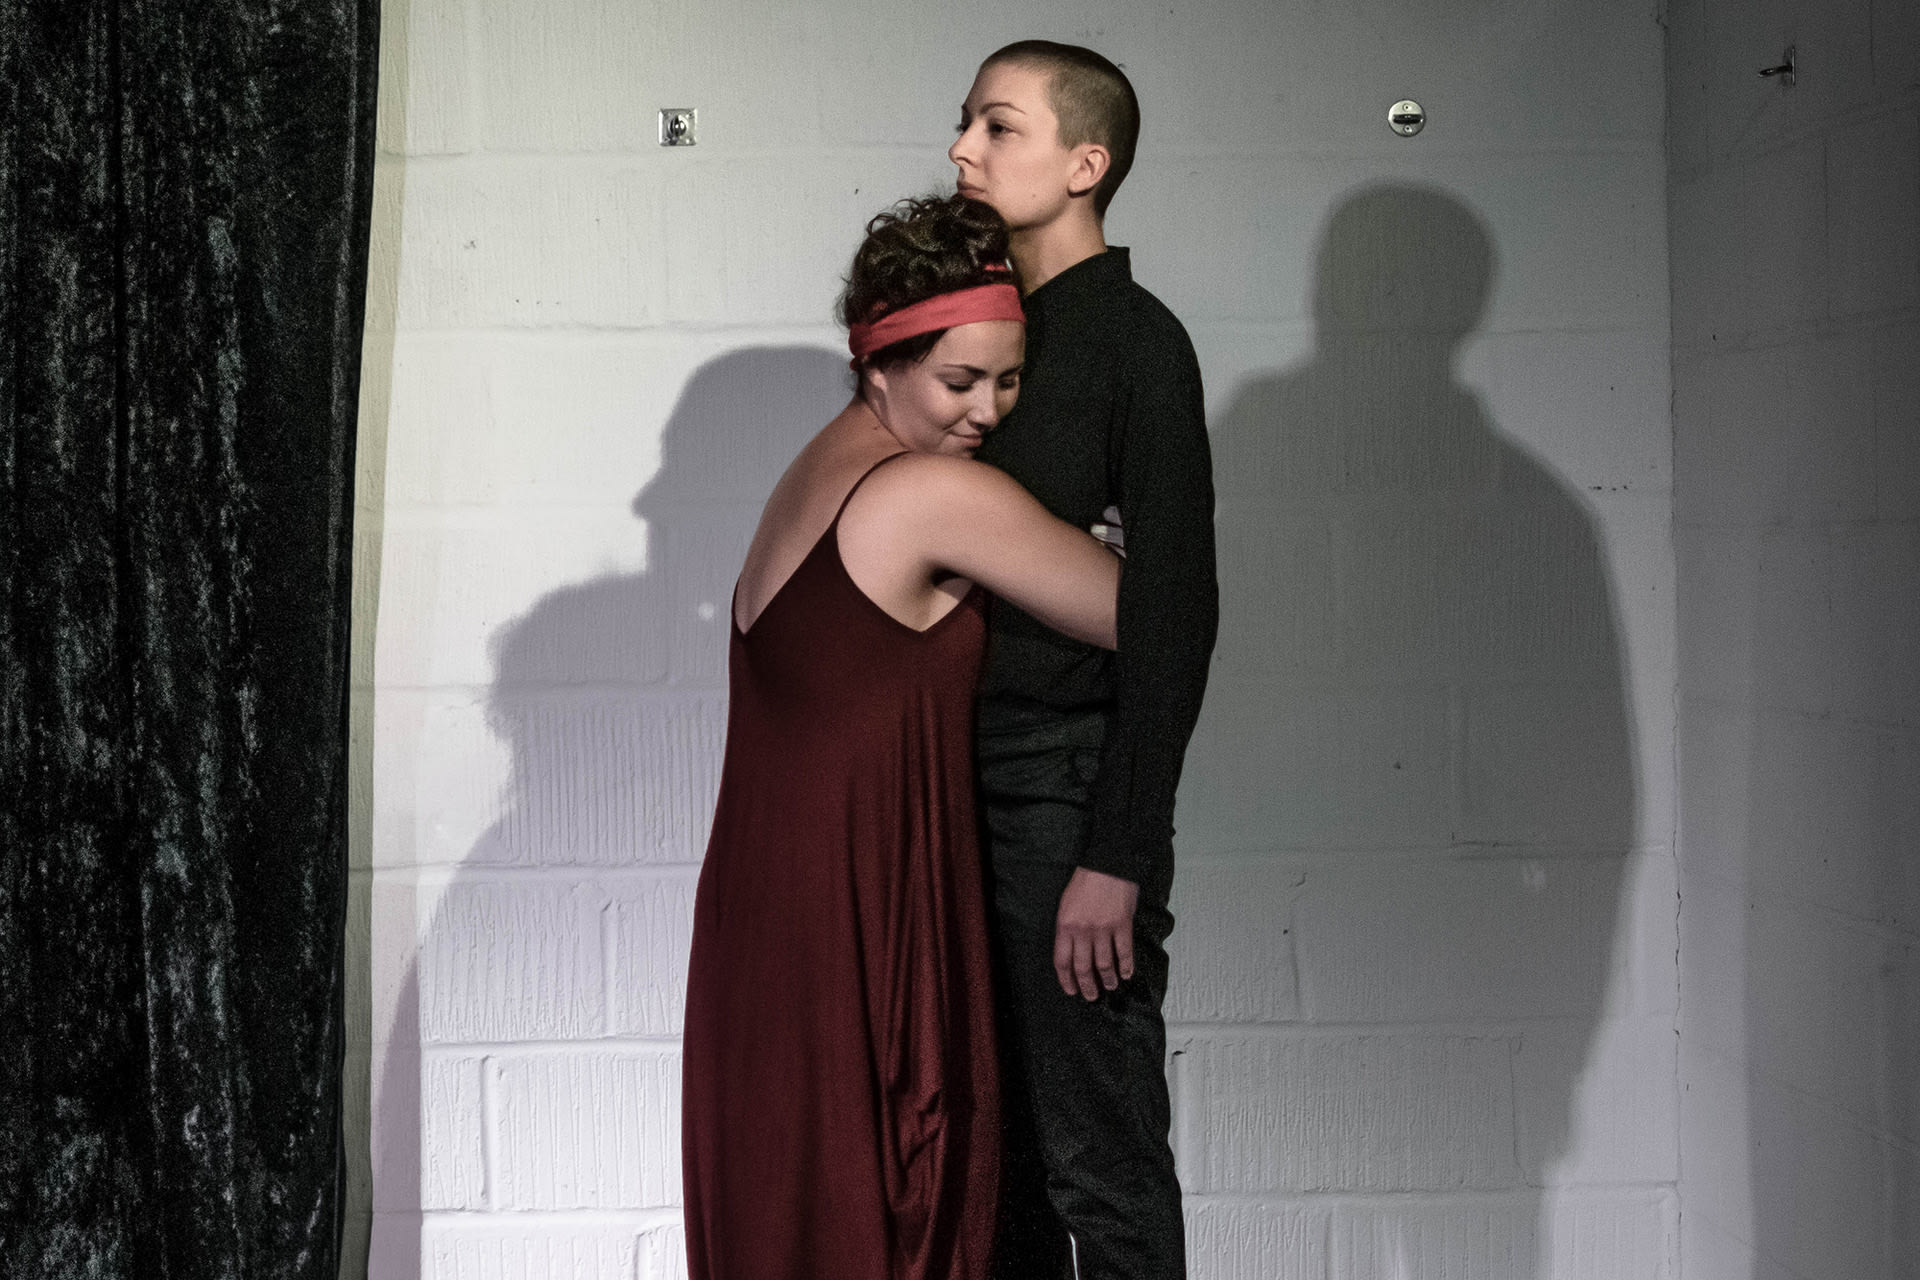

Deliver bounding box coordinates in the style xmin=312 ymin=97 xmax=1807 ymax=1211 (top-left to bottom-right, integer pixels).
xmin=963 ymin=101 xmax=1027 ymax=116
xmin=939 ymin=363 xmax=1023 ymax=378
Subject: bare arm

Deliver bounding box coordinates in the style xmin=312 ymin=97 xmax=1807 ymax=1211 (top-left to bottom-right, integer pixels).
xmin=877 ymin=456 xmax=1121 ymax=649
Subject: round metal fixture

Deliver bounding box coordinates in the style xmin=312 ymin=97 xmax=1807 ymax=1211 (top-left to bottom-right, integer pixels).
xmin=1388 ymin=100 xmax=1425 ymax=137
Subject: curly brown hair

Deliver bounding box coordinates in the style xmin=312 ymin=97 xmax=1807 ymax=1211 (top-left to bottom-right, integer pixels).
xmin=840 ymin=194 xmax=1012 ymax=370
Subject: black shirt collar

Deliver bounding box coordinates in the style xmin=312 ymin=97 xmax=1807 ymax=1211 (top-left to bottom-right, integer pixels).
xmin=1024 ymin=246 xmax=1131 ymax=312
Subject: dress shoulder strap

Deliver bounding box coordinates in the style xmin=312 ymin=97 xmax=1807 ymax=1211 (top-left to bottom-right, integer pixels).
xmin=829 ymin=450 xmax=913 ymax=526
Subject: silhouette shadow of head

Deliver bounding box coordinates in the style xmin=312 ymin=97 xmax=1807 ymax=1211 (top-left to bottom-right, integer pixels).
xmin=476 ymin=345 xmax=846 ymax=860
xmin=373 ymin=346 xmax=846 ymax=1276
xmin=1179 ymin=184 xmax=1636 ymax=1272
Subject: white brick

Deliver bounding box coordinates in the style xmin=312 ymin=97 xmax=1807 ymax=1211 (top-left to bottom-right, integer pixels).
xmin=1676 ymin=873 xmax=1748 ymax=1061
xmin=1187 ymin=324 xmax=1314 ymax=431
xmin=371 ymin=690 xmax=510 ymax=869
xmin=395 ymin=160 xmax=658 ymax=329
xmin=1711 ymin=1068 xmax=1920 ymax=1280
xmin=1701 ymin=0 xmax=1873 ymax=160
xmin=1165 ymin=859 xmax=1303 ymax=1025
xmin=660 ymin=154 xmax=954 ymax=327
xmin=1138 ymin=0 xmax=1662 ymax=153
xmin=1459 ymin=682 xmax=1637 ymax=846
xmin=1675 ymin=527 xmax=1760 ymax=702
xmin=1677 ymin=524 xmax=1868 ymax=718
xmin=462 ymin=692 xmax=726 ymax=866
xmin=1875 ymin=5 xmax=1920 ymax=87
xmin=1677 ymin=1213 xmax=1799 ymax=1280
xmin=417 ymin=880 xmax=605 ymax=1043
xmin=1736 ymin=900 xmax=1920 ymax=1138
xmin=1671 ymin=141 xmax=1826 ymax=345
xmin=1621 ymin=849 xmax=1683 ymax=1019
xmin=1204 ymin=504 xmax=1337 ymax=687
xmin=1673 ymin=334 xmax=1877 ymax=527
xmin=1666 ymin=0 xmax=1711 ymax=179
xmin=473 ymin=0 xmax=661 ymax=151
xmin=808 ymin=0 xmax=1097 ymax=147
xmin=1336 ymin=1191 xmax=1674 ymax=1280
xmin=1831 ymin=525 xmax=1920 ymax=730
xmin=1293 ymin=856 xmax=1627 ymax=1023
xmin=1681 ymin=335 xmax=1873 ymax=525
xmin=1181 ymin=1035 xmax=1518 ymax=1193
xmin=372 ymin=878 xmax=423 ymax=1043
xmin=1828 ymin=111 xmax=1920 ymax=317
xmin=1335 ymin=1197 xmax=1536 ymax=1280
xmin=479 ymin=0 xmax=827 ymax=151
xmin=1743 ymin=530 xmax=1839 ymax=716
xmin=599 ymin=0 xmax=821 ymax=152
xmin=1875 ymin=321 xmax=1920 ymax=522
xmin=1131 ymin=152 xmax=1666 ymax=331
xmin=419 ymin=1220 xmax=642 ymax=1280
xmin=608 ymin=873 xmax=699 ymax=1036
xmin=1514 ymin=1017 xmax=1679 ymax=1186
xmin=494 ymin=1050 xmax=682 ymax=1209
xmin=1330 ymin=491 xmax=1622 ymax=686
xmin=373 ymin=508 xmax=652 ymax=690
xmin=1473 ymin=329 xmax=1673 ymax=493
xmin=1676 ymin=1046 xmax=1753 ymax=1248
xmin=371 ymin=1044 xmax=424 ymax=1212
xmin=640 ymin=1225 xmax=689 ymax=1280
xmin=1186 ymin=1201 xmax=1330 ymax=1280
xmin=1591 ymin=491 xmax=1680 ymax=843
xmin=384 ymin=334 xmax=838 ymax=510
xmin=1696 ymin=710 xmax=1920 ymax=928
xmin=377 ymin=0 xmax=473 ymax=155
xmin=423 ymin=1054 xmax=488 ymax=1210
xmin=1176 ymin=686 xmax=1453 ymax=855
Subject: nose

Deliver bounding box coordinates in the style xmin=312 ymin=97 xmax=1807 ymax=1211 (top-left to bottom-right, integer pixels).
xmin=968 ymin=385 xmax=1001 ymax=429
xmin=948 ymin=122 xmax=976 ymax=171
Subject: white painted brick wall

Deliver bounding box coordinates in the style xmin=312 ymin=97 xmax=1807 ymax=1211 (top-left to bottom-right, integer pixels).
xmin=350 ymin=0 xmax=1681 ymax=1275
xmin=1669 ymin=0 xmax=1920 ymax=1276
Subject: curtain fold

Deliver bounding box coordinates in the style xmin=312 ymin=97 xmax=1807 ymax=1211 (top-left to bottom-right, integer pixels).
xmin=1 ymin=0 xmax=378 ymax=1274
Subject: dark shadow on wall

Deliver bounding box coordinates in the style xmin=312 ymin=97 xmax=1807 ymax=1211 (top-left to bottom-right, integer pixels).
xmin=370 ymin=346 xmax=845 ymax=1276
xmin=1180 ymin=185 xmax=1635 ymax=1270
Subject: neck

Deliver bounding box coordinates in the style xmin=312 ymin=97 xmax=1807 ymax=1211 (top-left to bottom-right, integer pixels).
xmin=1007 ymin=210 xmax=1107 ymax=294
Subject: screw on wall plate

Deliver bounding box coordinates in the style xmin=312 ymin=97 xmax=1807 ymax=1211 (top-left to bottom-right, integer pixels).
xmin=1758 ymin=46 xmax=1796 ymax=87
xmin=659 ymin=108 xmax=697 ymax=146
xmin=1388 ymin=99 xmax=1426 ymax=137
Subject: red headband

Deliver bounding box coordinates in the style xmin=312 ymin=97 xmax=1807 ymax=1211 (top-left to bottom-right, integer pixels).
xmin=848 ymin=281 xmax=1024 ymax=363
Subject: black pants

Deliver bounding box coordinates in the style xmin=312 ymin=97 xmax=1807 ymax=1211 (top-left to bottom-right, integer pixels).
xmin=978 ymin=717 xmax=1185 ymax=1280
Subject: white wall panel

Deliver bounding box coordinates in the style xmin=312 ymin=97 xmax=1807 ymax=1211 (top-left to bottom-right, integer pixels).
xmin=353 ymin=0 xmax=1680 ymax=1274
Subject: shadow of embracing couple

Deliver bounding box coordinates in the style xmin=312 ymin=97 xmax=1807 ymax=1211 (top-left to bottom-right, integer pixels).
xmin=377 ymin=182 xmax=1637 ymax=1278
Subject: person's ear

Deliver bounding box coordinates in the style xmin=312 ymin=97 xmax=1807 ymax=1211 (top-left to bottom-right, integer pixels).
xmin=1066 ymin=143 xmax=1110 ymax=200
xmin=863 ymin=363 xmax=890 ymax=404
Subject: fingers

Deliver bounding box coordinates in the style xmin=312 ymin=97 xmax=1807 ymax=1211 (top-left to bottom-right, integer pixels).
xmin=1053 ymin=930 xmax=1077 ymax=998
xmin=1052 ymin=925 xmax=1102 ymax=999
xmin=1073 ymin=933 xmax=1099 ymax=1001
xmin=1055 ymin=924 xmax=1130 ymax=1000
xmin=1093 ymin=932 xmax=1119 ymax=991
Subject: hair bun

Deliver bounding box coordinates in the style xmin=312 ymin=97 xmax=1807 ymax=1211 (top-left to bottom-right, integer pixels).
xmin=840 ymin=194 xmax=1013 ymax=359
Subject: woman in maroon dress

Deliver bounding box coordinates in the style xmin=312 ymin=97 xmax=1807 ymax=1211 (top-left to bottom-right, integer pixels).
xmin=679 ymin=196 xmax=1121 ymax=1279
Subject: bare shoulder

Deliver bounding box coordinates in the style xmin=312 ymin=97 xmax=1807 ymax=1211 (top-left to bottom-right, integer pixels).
xmin=853 ymin=452 xmax=1023 ymax=513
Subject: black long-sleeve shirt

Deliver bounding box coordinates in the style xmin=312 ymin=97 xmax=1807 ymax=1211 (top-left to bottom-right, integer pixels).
xmin=975 ymin=247 xmax=1219 ymax=887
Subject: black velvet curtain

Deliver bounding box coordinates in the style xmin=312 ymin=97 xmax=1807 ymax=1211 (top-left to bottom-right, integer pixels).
xmin=1 ymin=1 xmax=377 ymax=1275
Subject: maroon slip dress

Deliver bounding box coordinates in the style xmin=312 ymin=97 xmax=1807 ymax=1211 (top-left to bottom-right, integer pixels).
xmin=681 ymin=454 xmax=1000 ymax=1279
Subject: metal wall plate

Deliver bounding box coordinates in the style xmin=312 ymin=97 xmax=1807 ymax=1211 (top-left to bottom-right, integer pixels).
xmin=1389 ymin=100 xmax=1425 ymax=137
xmin=659 ymin=108 xmax=697 ymax=146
